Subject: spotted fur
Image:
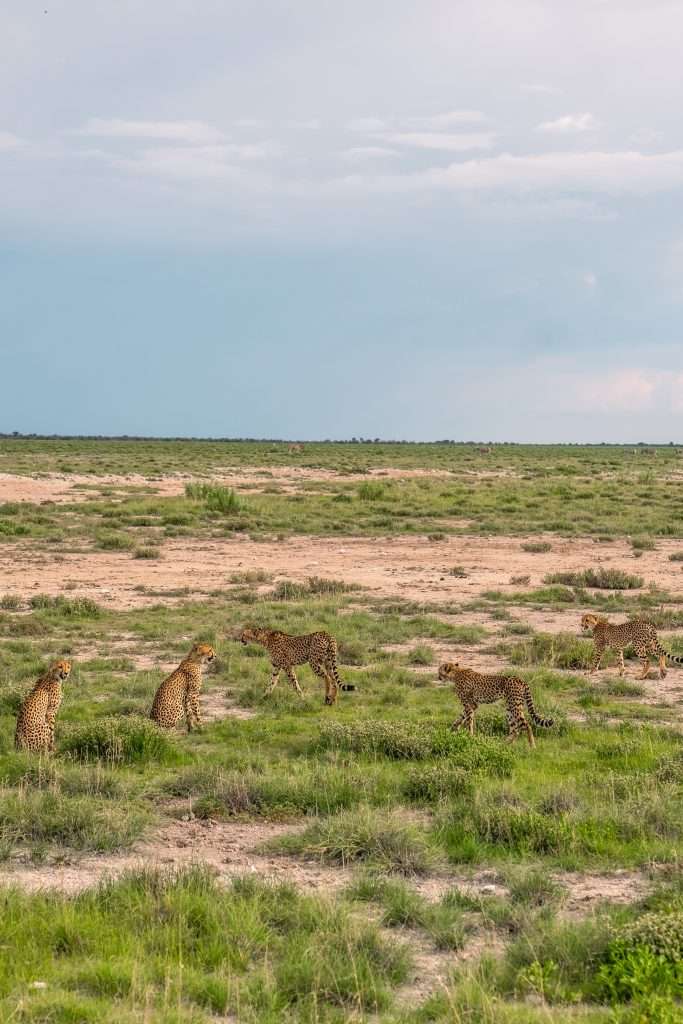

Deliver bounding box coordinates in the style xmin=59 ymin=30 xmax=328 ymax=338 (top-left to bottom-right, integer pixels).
xmin=437 ymin=662 xmax=553 ymax=748
xmin=240 ymin=627 xmax=355 ymax=704
xmin=581 ymin=613 xmax=683 ymax=679
xmin=15 ymin=660 xmax=72 ymax=753
xmin=150 ymin=644 xmax=215 ymax=732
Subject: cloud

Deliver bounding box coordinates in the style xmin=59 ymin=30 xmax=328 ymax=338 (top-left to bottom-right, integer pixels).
xmin=0 ymin=131 xmax=25 ymax=151
xmin=330 ymin=149 xmax=683 ymax=196
xmin=537 ymin=112 xmax=601 ymax=134
xmin=406 ymin=110 xmax=487 ymax=129
xmin=76 ymin=119 xmax=226 ymax=144
xmin=346 ymin=117 xmax=387 ymax=132
xmin=378 ymin=131 xmax=495 ymax=152
xmin=341 ymin=146 xmax=399 ymax=162
xmin=102 ymin=141 xmax=281 ymax=182
xmin=582 ymin=271 xmax=597 ymax=288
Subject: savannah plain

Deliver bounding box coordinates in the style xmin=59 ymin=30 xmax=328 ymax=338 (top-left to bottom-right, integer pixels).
xmin=1 ymin=439 xmax=682 ymax=1024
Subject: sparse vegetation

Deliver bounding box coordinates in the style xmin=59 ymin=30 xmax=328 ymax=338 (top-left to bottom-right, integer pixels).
xmin=545 ymin=567 xmax=644 ymax=590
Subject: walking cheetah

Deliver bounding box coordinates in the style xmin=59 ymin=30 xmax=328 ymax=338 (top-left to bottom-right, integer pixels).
xmin=581 ymin=613 xmax=683 ymax=679
xmin=437 ymin=662 xmax=553 ymax=748
xmin=150 ymin=644 xmax=215 ymax=732
xmin=239 ymin=627 xmax=355 ymax=704
xmin=15 ymin=659 xmax=72 ymax=752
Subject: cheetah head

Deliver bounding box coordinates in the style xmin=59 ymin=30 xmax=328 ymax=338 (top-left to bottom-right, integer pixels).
xmin=189 ymin=643 xmax=215 ymax=663
xmin=438 ymin=662 xmax=462 ymax=683
xmin=51 ymin=659 xmax=72 ymax=681
xmin=581 ymin=614 xmax=602 ymax=632
xmin=240 ymin=627 xmax=263 ymax=646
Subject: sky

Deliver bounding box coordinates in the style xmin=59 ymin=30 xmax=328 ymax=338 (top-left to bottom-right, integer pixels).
xmin=2 ymin=0 xmax=683 ymax=442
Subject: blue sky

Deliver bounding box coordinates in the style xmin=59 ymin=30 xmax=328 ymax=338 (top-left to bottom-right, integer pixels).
xmin=2 ymin=0 xmax=683 ymax=441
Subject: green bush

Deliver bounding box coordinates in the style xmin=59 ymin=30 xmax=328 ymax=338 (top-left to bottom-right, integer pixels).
xmin=357 ymin=481 xmax=385 ymax=501
xmin=521 ymin=541 xmax=552 ymax=553
xmin=599 ymin=913 xmax=683 ymax=1001
xmin=185 ymin=482 xmax=242 ymax=513
xmin=28 ymin=594 xmax=102 ymax=618
xmin=403 ymin=764 xmax=473 ymax=803
xmin=61 ymin=717 xmax=180 ymax=766
xmin=95 ymin=531 xmax=134 ymax=551
xmin=544 ymin=568 xmax=643 ymax=590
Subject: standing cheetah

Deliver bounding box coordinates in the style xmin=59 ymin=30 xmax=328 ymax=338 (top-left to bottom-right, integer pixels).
xmin=150 ymin=644 xmax=215 ymax=732
xmin=581 ymin=613 xmax=683 ymax=679
xmin=15 ymin=659 xmax=72 ymax=753
xmin=437 ymin=662 xmax=553 ymax=748
xmin=239 ymin=627 xmax=355 ymax=704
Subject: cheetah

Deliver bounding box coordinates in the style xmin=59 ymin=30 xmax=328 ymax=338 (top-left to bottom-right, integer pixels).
xmin=150 ymin=643 xmax=215 ymax=732
xmin=15 ymin=659 xmax=72 ymax=753
xmin=437 ymin=662 xmax=553 ymax=748
xmin=581 ymin=613 xmax=683 ymax=679
xmin=239 ymin=627 xmax=355 ymax=704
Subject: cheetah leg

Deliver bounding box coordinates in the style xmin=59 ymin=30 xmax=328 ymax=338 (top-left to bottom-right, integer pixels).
xmin=636 ymin=649 xmax=650 ymax=679
xmin=451 ymin=711 xmax=467 ymax=732
xmin=464 ymin=703 xmax=477 ymax=736
xmin=589 ymin=647 xmax=603 ymax=674
xmin=266 ymin=668 xmax=281 ymax=695
xmin=618 ymin=650 xmax=625 ymax=677
xmin=310 ymin=662 xmax=335 ymax=704
xmin=323 ymin=662 xmax=339 ymax=706
xmin=185 ymin=692 xmax=202 ymax=733
xmin=658 ymin=654 xmax=667 ymax=679
xmin=285 ymin=668 xmax=304 ymax=697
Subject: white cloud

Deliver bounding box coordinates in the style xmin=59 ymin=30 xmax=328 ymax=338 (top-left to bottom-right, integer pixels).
xmin=77 ymin=119 xmax=226 ymax=144
xmin=582 ymin=271 xmax=597 ymax=288
xmin=291 ymin=119 xmax=321 ymax=130
xmin=346 ymin=117 xmax=387 ymax=132
xmin=379 ymin=131 xmax=495 ymax=152
xmin=406 ymin=110 xmax=486 ymax=129
xmin=341 ymin=146 xmax=399 ymax=162
xmin=330 ymin=149 xmax=683 ymax=196
xmin=537 ymin=112 xmax=601 ymax=134
xmin=0 ymin=131 xmax=25 ymax=151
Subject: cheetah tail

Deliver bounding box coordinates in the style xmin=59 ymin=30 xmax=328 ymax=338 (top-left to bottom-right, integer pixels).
xmin=523 ymin=684 xmax=553 ymax=728
xmin=329 ymin=659 xmax=356 ymax=693
xmin=654 ymin=642 xmax=683 ymax=665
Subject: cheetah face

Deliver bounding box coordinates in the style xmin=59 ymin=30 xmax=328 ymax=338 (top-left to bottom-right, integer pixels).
xmin=581 ymin=614 xmax=599 ymax=632
xmin=240 ymin=627 xmax=258 ymax=646
xmin=53 ymin=659 xmax=72 ymax=681
xmin=190 ymin=643 xmax=215 ymax=663
xmin=438 ymin=662 xmax=460 ymax=682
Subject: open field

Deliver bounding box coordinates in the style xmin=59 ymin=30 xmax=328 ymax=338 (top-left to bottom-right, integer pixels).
xmin=1 ymin=441 xmax=683 ymax=1022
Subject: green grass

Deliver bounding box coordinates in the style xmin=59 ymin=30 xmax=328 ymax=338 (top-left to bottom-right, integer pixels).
xmin=544 ymin=568 xmax=644 ymax=590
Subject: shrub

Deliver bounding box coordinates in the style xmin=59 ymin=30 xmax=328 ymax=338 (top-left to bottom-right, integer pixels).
xmin=185 ymin=482 xmax=241 ymax=513
xmin=544 ymin=568 xmax=643 ymax=590
xmin=272 ymin=576 xmax=359 ymax=599
xmin=268 ymin=807 xmax=441 ymax=875
xmin=133 ymin=546 xmax=161 ymax=559
xmin=61 ymin=717 xmax=180 ymax=766
xmin=669 ymin=552 xmax=683 ymax=562
xmin=449 ymin=565 xmax=468 ymax=578
xmin=357 ymin=481 xmax=385 ymax=501
xmin=521 ymin=541 xmax=552 ymax=553
xmin=95 ymin=531 xmax=134 ymax=551
xmin=403 ymin=765 xmax=473 ymax=803
xmin=598 ymin=912 xmax=683 ymax=1001
xmin=632 ymin=536 xmax=656 ymax=551
xmin=317 ymin=722 xmax=515 ymax=776
xmin=0 ymin=594 xmax=21 ymax=610
xmin=29 ymin=594 xmax=102 ymax=618
xmin=503 ymin=632 xmax=593 ymax=669
xmin=406 ymin=645 xmax=434 ymax=665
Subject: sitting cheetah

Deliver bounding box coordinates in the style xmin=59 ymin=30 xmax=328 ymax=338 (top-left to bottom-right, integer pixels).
xmin=239 ymin=627 xmax=355 ymax=704
xmin=150 ymin=643 xmax=215 ymax=732
xmin=438 ymin=662 xmax=553 ymax=748
xmin=15 ymin=659 xmax=72 ymax=753
xmin=581 ymin=613 xmax=683 ymax=679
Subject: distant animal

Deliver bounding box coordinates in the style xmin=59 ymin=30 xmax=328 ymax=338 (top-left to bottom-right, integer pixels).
xmin=150 ymin=643 xmax=215 ymax=731
xmin=437 ymin=662 xmax=553 ymax=747
xmin=477 ymin=446 xmax=492 ymax=454
xmin=287 ymin=443 xmax=304 ymax=453
xmin=239 ymin=627 xmax=355 ymax=704
xmin=15 ymin=659 xmax=72 ymax=752
xmin=581 ymin=613 xmax=683 ymax=679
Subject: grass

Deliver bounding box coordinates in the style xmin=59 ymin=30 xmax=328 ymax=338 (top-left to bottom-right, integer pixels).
xmin=521 ymin=541 xmax=552 ymax=553
xmin=0 ymin=868 xmax=411 ymax=1020
xmin=544 ymin=568 xmax=644 ymax=590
